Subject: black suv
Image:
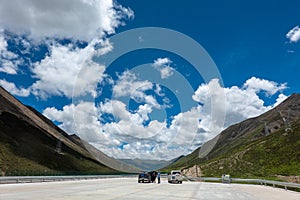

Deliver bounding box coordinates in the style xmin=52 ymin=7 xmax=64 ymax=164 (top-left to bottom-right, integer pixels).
xmin=138 ymin=172 xmax=151 ymax=183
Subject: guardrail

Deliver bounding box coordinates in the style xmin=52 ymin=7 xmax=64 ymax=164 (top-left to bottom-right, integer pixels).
xmin=185 ymin=176 xmax=300 ymax=191
xmin=0 ymin=174 xmax=136 ymax=184
xmin=1 ymin=175 xmax=300 ymax=191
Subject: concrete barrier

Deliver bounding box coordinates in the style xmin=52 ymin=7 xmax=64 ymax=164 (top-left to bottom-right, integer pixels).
xmin=0 ymin=174 xmax=136 ymax=184
xmin=184 ymin=176 xmax=300 ymax=191
xmin=1 ymin=175 xmax=300 ymax=191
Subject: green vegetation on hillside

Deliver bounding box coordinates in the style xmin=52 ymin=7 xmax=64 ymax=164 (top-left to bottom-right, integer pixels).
xmin=0 ymin=112 xmax=118 ymax=176
xmin=163 ymin=120 xmax=300 ymax=179
xmin=163 ymin=95 xmax=300 ymax=179
xmin=201 ymin=121 xmax=300 ymax=178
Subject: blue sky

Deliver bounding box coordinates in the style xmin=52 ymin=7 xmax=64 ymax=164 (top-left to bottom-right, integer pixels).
xmin=117 ymin=0 xmax=300 ymax=93
xmin=0 ymin=0 xmax=299 ymax=160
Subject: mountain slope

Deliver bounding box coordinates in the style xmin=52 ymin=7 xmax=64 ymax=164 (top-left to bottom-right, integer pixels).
xmin=0 ymin=86 xmax=138 ymax=175
xmin=164 ymin=94 xmax=300 ymax=178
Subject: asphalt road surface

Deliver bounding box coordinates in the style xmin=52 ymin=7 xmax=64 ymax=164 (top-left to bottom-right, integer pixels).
xmin=0 ymin=177 xmax=299 ymax=200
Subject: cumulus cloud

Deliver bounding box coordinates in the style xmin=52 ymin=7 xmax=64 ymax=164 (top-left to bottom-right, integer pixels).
xmin=0 ymin=31 xmax=6 ymax=51
xmin=44 ymin=77 xmax=287 ymax=160
xmin=99 ymin=99 xmax=165 ymax=138
xmin=44 ymin=102 xmax=112 ymax=145
xmin=30 ymin=40 xmax=110 ymax=99
xmin=192 ymin=79 xmax=226 ymax=138
xmin=166 ymin=106 xmax=201 ymax=146
xmin=286 ymin=25 xmax=300 ymax=43
xmin=0 ymin=79 xmax=30 ymax=97
xmin=153 ymin=57 xmax=174 ymax=79
xmin=113 ymin=71 xmax=153 ymax=97
xmin=0 ymin=25 xmax=115 ymax=100
xmin=99 ymin=100 xmax=131 ymax=122
xmin=0 ymin=31 xmax=20 ymax=74
xmin=112 ymin=71 xmax=161 ymax=108
xmin=243 ymin=77 xmax=287 ymax=96
xmin=0 ymin=0 xmax=134 ymax=41
xmin=44 ymin=98 xmax=200 ymax=159
xmin=0 ymin=1 xmax=134 ymax=99
xmin=274 ymin=93 xmax=288 ymax=107
xmin=193 ymin=77 xmax=288 ymax=130
xmin=44 ymin=100 xmax=168 ymax=159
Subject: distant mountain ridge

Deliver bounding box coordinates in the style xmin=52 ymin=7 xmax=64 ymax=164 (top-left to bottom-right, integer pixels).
xmin=164 ymin=94 xmax=300 ymax=179
xmin=0 ymin=86 xmax=138 ymax=175
xmin=119 ymin=155 xmax=184 ymax=171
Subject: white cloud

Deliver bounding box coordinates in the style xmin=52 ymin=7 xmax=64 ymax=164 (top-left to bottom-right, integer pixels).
xmin=192 ymin=79 xmax=226 ymax=138
xmin=0 ymin=60 xmax=18 ymax=75
xmin=99 ymin=99 xmax=164 ymax=138
xmin=0 ymin=0 xmax=134 ymax=41
xmin=44 ymin=100 xmax=168 ymax=159
xmin=0 ymin=31 xmax=110 ymax=99
xmin=0 ymin=79 xmax=30 ymax=97
xmin=243 ymin=77 xmax=287 ymax=96
xmin=166 ymin=106 xmax=201 ymax=146
xmin=160 ymin=67 xmax=174 ymax=79
xmin=0 ymin=31 xmax=20 ymax=74
xmin=0 ymin=31 xmax=6 ymax=51
xmin=153 ymin=57 xmax=174 ymax=79
xmin=154 ymin=84 xmax=164 ymax=96
xmin=43 ymin=77 xmax=288 ymax=160
xmin=113 ymin=71 xmax=153 ymax=97
xmin=0 ymin=0 xmax=134 ymax=100
xmin=286 ymin=25 xmax=300 ymax=43
xmin=43 ymin=102 xmax=112 ymax=145
xmin=112 ymin=71 xmax=161 ymax=108
xmin=99 ymin=100 xmax=131 ymax=122
xmin=274 ymin=93 xmax=288 ymax=107
xmin=153 ymin=58 xmax=172 ymax=68
xmin=30 ymin=40 xmax=109 ymax=99
xmin=44 ymin=97 xmax=206 ymax=160
xmin=193 ymin=77 xmax=288 ymax=131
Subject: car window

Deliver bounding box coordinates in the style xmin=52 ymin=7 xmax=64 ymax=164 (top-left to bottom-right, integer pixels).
xmin=139 ymin=173 xmax=149 ymax=177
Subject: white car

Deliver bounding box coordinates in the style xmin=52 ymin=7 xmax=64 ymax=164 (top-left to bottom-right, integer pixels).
xmin=168 ymin=170 xmax=183 ymax=184
xmin=222 ymin=174 xmax=231 ymax=183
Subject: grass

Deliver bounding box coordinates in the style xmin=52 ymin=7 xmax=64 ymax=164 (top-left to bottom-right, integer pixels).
xmin=162 ymin=119 xmax=300 ymax=180
xmin=0 ymin=111 xmax=119 ymax=176
xmin=202 ymin=123 xmax=300 ymax=178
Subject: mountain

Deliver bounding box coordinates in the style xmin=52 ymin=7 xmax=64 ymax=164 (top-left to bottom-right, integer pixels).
xmin=164 ymin=94 xmax=300 ymax=179
xmin=119 ymin=155 xmax=184 ymax=171
xmin=0 ymin=86 xmax=138 ymax=176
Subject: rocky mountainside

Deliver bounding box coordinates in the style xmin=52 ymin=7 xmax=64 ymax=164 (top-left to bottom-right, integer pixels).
xmin=164 ymin=94 xmax=300 ymax=179
xmin=0 ymin=86 xmax=138 ymax=175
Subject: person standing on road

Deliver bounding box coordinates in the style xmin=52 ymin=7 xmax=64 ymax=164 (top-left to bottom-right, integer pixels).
xmin=150 ymin=171 xmax=156 ymax=183
xmin=157 ymin=171 xmax=161 ymax=184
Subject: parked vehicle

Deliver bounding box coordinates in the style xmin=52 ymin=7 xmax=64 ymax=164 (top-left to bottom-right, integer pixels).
xmin=138 ymin=172 xmax=151 ymax=183
xmin=222 ymin=174 xmax=231 ymax=183
xmin=168 ymin=170 xmax=183 ymax=184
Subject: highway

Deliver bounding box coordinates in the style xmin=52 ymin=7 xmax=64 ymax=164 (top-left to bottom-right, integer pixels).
xmin=0 ymin=177 xmax=300 ymax=200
